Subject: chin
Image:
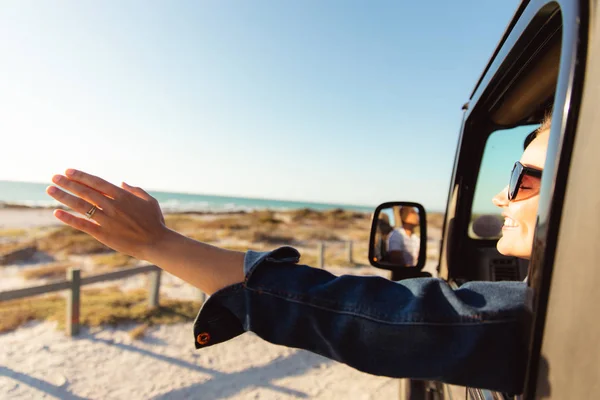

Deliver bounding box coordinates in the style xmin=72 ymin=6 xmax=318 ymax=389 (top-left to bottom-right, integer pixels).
xmin=496 ymin=236 xmax=531 ymax=259
xmin=496 ymin=238 xmax=511 ymax=256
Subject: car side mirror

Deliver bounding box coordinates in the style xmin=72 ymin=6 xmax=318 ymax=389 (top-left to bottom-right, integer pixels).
xmin=369 ymin=202 xmax=427 ymax=274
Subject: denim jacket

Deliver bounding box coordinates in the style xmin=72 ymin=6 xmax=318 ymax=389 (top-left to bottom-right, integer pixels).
xmin=193 ymin=247 xmax=532 ymax=394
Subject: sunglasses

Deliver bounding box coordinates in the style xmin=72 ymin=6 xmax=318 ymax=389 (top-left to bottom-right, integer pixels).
xmin=508 ymin=161 xmax=543 ymax=201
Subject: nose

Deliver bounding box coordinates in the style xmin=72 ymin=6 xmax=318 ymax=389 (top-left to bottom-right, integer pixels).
xmin=493 ymin=186 xmax=509 ymax=208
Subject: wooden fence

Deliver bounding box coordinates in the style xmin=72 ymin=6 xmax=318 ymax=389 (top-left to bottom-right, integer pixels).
xmin=0 ymin=240 xmax=355 ymax=336
xmin=0 ymin=264 xmax=163 ymax=336
xmin=316 ymin=240 xmax=354 ymax=268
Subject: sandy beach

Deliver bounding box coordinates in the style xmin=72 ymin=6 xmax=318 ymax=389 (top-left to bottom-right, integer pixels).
xmin=0 ymin=207 xmax=442 ymax=399
xmin=0 ymin=322 xmax=399 ymax=399
xmin=0 ymin=208 xmax=62 ymax=229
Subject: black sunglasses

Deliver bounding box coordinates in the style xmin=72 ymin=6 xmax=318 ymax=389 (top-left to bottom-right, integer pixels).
xmin=508 ymin=161 xmax=543 ymax=201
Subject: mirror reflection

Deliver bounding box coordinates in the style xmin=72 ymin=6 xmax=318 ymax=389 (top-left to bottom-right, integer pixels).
xmin=373 ymin=205 xmax=421 ymax=267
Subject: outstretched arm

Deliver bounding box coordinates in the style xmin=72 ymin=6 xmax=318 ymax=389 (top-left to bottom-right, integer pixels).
xmin=195 ymin=248 xmax=532 ymax=394
xmin=46 ymin=169 xmax=244 ymax=295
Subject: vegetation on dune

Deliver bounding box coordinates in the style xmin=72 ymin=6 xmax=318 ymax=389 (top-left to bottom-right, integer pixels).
xmin=0 ymin=228 xmax=28 ymax=238
xmin=0 ymin=241 xmax=36 ymax=256
xmin=129 ymin=323 xmax=150 ymax=340
xmin=1 ymin=208 xmax=445 ymax=332
xmin=20 ymin=262 xmax=75 ymax=280
xmin=0 ymin=286 xmax=201 ymax=334
xmin=426 ymin=212 xmax=445 ymax=229
xmin=37 ymin=226 xmax=110 ymax=255
xmin=92 ymin=252 xmax=137 ymax=269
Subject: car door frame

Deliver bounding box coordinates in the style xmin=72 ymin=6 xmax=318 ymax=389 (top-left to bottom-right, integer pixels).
xmin=436 ymin=0 xmax=590 ymax=398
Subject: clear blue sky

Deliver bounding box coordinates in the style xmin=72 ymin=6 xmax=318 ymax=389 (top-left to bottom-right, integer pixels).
xmin=0 ymin=0 xmax=521 ymax=211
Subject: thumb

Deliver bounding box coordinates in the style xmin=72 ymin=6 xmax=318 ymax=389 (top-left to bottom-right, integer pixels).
xmin=122 ymin=182 xmax=152 ymax=200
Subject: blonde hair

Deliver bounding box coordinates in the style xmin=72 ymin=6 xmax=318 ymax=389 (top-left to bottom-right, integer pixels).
xmin=537 ymin=113 xmax=552 ymax=135
xmin=524 ymin=113 xmax=552 ymax=149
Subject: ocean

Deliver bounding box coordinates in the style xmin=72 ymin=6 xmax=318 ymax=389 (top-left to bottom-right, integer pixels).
xmin=0 ymin=180 xmax=375 ymax=213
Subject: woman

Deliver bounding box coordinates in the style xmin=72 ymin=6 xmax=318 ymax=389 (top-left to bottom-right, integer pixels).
xmin=45 ymin=117 xmax=551 ymax=394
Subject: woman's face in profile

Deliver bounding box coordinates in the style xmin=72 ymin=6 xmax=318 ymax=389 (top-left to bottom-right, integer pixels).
xmin=493 ymin=129 xmax=550 ymax=259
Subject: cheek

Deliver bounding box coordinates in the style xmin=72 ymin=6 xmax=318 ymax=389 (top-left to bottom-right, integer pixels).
xmin=516 ymin=198 xmax=540 ymax=235
xmin=498 ymin=198 xmax=539 ymax=257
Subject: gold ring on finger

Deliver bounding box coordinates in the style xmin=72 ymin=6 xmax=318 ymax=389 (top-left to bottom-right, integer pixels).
xmin=85 ymin=205 xmax=98 ymax=219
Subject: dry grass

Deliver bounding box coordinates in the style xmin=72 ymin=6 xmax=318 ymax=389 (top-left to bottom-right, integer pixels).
xmin=37 ymin=226 xmax=110 ymax=255
xmin=250 ymin=229 xmax=295 ymax=244
xmin=162 ymin=210 xmax=370 ymax=248
xmin=290 ymin=208 xmax=365 ymax=224
xmin=129 ymin=323 xmax=149 ymax=340
xmin=289 ymin=208 xmax=326 ymax=221
xmin=220 ymin=243 xmax=267 ymax=253
xmin=0 ymin=228 xmax=28 ymax=238
xmin=427 ymin=212 xmax=445 ymax=230
xmin=249 ymin=210 xmax=283 ymax=225
xmin=0 ymin=242 xmax=38 ymax=265
xmin=0 ymin=286 xmax=201 ymax=334
xmin=294 ymin=227 xmax=340 ymax=242
xmin=20 ymin=262 xmax=75 ymax=280
xmin=214 ymin=227 xmax=292 ymax=245
xmin=0 ymin=295 xmax=64 ymax=333
xmin=92 ymin=252 xmax=137 ymax=269
xmin=161 ymin=210 xmax=372 ymax=260
xmin=187 ymin=230 xmax=219 ymax=243
xmin=200 ymin=217 xmax=251 ymax=230
xmin=0 ymin=241 xmax=35 ymax=256
xmin=163 ymin=214 xmax=204 ymax=231
xmin=0 ymin=208 xmax=380 ymax=332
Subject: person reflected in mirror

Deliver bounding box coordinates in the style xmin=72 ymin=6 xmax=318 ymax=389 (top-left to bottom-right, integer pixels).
xmin=396 ymin=206 xmax=420 ymax=266
xmin=377 ymin=216 xmax=407 ymax=265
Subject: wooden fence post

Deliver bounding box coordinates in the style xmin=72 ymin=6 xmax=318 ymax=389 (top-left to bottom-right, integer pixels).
xmin=148 ymin=269 xmax=161 ymax=308
xmin=66 ymin=268 xmax=81 ymax=337
xmin=318 ymin=242 xmax=325 ymax=269
xmin=346 ymin=240 xmax=353 ymax=264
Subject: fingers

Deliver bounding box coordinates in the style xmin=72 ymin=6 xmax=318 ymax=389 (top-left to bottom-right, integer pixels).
xmin=121 ymin=182 xmax=152 ymax=201
xmin=51 ymin=174 xmax=112 ymax=211
xmin=47 ymin=185 xmax=106 ymax=223
xmin=64 ymin=169 xmax=123 ymax=199
xmin=121 ymin=182 xmax=164 ymax=223
xmin=53 ymin=209 xmax=102 ymax=236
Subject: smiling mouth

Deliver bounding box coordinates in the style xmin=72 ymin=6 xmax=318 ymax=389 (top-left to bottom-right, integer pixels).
xmin=503 ymin=217 xmax=520 ymax=228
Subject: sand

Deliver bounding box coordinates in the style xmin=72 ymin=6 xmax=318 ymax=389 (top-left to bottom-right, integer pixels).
xmin=0 ymin=208 xmax=443 ymax=399
xmin=0 ymin=321 xmax=399 ymax=399
xmin=0 ymin=209 xmax=61 ymax=229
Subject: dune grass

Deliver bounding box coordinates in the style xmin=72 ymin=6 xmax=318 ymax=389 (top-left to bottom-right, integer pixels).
xmin=129 ymin=323 xmax=150 ymax=340
xmin=0 ymin=241 xmax=35 ymax=256
xmin=0 ymin=228 xmax=28 ymax=238
xmin=37 ymin=226 xmax=110 ymax=255
xmin=20 ymin=262 xmax=76 ymax=280
xmin=92 ymin=252 xmax=137 ymax=269
xmin=0 ymin=208 xmax=444 ymax=334
xmin=0 ymin=286 xmax=201 ymax=334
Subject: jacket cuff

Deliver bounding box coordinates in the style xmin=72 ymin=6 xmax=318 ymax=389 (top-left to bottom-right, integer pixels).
xmin=192 ymin=246 xmax=300 ymax=349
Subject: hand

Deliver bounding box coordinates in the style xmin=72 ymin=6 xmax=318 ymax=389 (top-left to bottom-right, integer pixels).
xmin=46 ymin=169 xmax=169 ymax=261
